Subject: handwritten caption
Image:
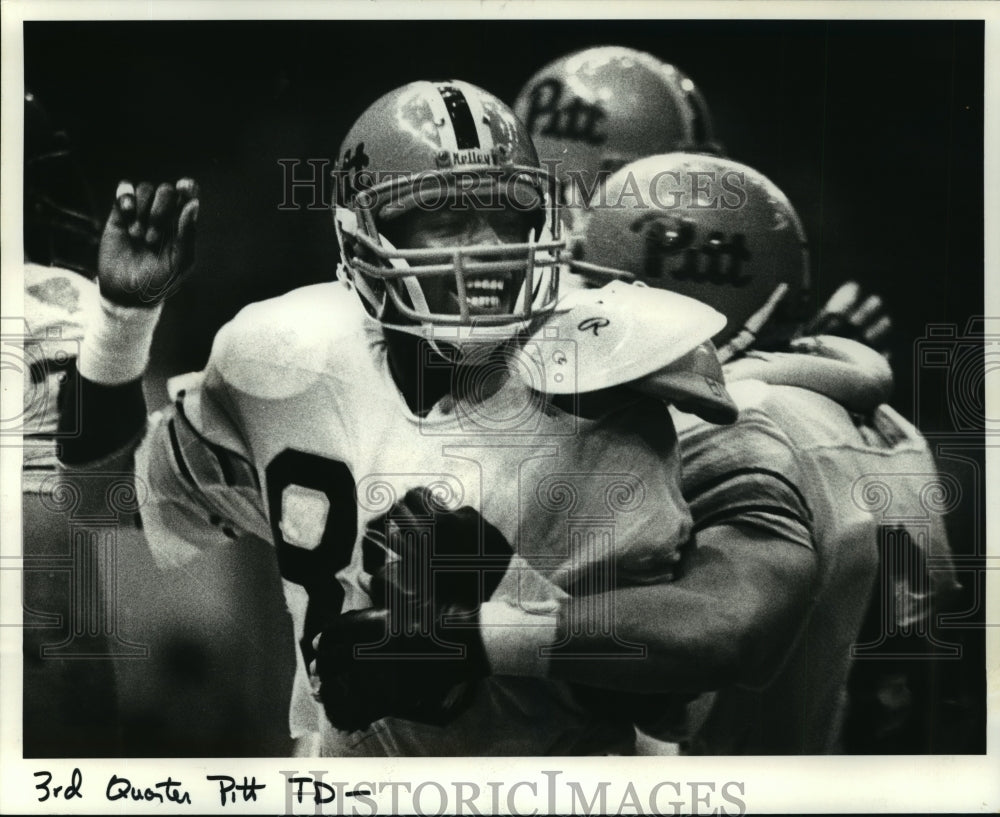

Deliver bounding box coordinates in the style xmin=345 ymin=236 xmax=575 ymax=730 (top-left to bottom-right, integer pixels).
xmin=33 ymin=769 xmax=371 ymax=808
xmin=29 ymin=768 xmax=748 ymax=814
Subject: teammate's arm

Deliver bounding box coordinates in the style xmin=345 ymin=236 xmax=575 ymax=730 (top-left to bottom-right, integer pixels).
xmin=312 ymin=401 xmax=818 ymax=729
xmin=314 ymin=476 xmax=817 ymax=731
xmin=486 ymin=409 xmax=818 ymax=694
xmin=313 ymin=514 xmax=816 ymax=731
xmin=484 ymin=522 xmax=817 ymax=693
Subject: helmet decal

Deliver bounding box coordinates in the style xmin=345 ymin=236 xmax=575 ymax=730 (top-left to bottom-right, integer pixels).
xmin=435 ymin=83 xmax=482 ymax=151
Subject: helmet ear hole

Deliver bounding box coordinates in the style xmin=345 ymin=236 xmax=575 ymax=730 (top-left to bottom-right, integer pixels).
xmin=529 ymin=207 xmax=546 ymax=240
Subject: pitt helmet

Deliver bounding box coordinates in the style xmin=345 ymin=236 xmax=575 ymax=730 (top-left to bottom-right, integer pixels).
xmin=570 ymin=153 xmax=810 ymax=353
xmin=513 ymin=46 xmax=718 ymax=211
xmin=333 ymin=80 xmax=564 ymax=344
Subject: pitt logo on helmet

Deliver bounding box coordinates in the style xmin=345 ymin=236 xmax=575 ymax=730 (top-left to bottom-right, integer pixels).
xmin=629 ymin=213 xmax=752 ymax=288
xmin=513 ymin=47 xmax=719 ymax=210
xmin=570 ymin=152 xmax=810 ymax=347
xmin=521 ymin=78 xmax=608 ymax=146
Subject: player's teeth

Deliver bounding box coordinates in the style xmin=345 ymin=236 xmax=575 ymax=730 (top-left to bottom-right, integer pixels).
xmin=468 ymin=278 xmax=504 ymax=292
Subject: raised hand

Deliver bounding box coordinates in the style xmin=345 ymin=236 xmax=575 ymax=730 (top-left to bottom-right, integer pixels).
xmin=797 ymin=281 xmax=893 ymax=354
xmin=98 ymin=179 xmax=199 ymax=307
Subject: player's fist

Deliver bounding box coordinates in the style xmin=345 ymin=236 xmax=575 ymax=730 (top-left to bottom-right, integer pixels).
xmin=368 ymin=487 xmax=514 ymax=609
xmin=311 ymin=488 xmax=514 ymax=731
xmin=98 ymin=179 xmax=199 ymax=307
xmin=313 ymin=605 xmax=490 ymax=732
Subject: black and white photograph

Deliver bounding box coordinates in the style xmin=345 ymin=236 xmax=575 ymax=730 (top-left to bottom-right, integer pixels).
xmin=1 ymin=1 xmax=997 ymax=813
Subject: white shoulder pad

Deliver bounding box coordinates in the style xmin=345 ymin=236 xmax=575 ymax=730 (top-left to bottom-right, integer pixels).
xmin=515 ymin=282 xmax=726 ymax=395
xmin=209 ymin=281 xmax=364 ymax=399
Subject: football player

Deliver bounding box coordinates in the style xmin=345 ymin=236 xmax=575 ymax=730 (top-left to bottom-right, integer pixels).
xmin=562 ymin=152 xmax=959 ymax=752
xmin=60 ymin=80 xmax=798 ymax=756
xmin=20 ymin=91 xmax=123 ymax=756
xmin=513 ymin=45 xmax=893 ymax=353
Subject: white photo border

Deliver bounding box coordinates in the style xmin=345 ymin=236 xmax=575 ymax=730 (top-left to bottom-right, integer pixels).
xmin=2 ymin=1 xmax=997 ymax=814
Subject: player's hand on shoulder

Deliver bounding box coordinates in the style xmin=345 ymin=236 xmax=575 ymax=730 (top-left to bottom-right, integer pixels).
xmin=98 ymin=178 xmax=199 ymax=307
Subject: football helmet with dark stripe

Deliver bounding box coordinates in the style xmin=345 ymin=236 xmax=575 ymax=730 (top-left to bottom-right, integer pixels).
xmin=334 ymin=80 xmax=564 ymax=344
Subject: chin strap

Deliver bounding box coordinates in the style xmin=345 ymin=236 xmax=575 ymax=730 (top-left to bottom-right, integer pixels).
xmin=716 ymin=283 xmax=789 ymax=364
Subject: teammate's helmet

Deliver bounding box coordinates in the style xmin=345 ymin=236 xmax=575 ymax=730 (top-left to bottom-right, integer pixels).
xmin=334 ymin=80 xmax=564 ymax=342
xmin=24 ymin=92 xmax=101 ymax=276
xmin=513 ymin=47 xmax=718 ymax=209
xmin=570 ymin=153 xmax=810 ymax=346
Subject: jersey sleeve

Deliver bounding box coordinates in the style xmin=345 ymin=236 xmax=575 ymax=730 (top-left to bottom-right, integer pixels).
xmin=676 ymin=394 xmax=814 ymax=552
xmin=134 ymin=347 xmax=271 ymax=571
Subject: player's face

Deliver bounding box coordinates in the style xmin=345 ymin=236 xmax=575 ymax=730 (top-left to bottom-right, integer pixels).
xmin=386 ymin=206 xmax=533 ymax=317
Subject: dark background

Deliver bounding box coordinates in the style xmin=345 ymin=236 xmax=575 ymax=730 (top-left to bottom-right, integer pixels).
xmin=23 ymin=19 xmax=986 ymax=756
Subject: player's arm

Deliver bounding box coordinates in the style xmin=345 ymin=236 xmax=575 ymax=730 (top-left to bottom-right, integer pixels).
xmin=496 ymin=408 xmax=816 ymax=693
xmin=312 ymin=452 xmax=817 ymax=729
xmin=54 ymin=179 xmax=251 ymax=564
xmin=723 ymin=334 xmax=894 ymax=414
xmin=485 ymin=521 xmax=816 ymax=693
xmin=311 ymin=511 xmax=816 ymax=732
xmin=58 ymin=179 xmax=198 ymax=469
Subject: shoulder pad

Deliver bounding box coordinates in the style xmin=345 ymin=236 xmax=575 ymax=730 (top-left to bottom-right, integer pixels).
xmin=209 ymin=282 xmax=368 ymax=398
xmin=632 ymin=341 xmax=738 ymax=425
xmin=515 ymin=282 xmax=726 ymax=395
xmin=215 ymin=282 xmax=359 ymax=357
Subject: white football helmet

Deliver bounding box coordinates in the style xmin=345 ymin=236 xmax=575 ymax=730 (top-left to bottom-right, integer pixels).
xmin=334 ymin=80 xmax=565 ymax=346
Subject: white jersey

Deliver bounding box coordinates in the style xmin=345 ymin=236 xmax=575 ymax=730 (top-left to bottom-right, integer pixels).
xmin=674 ymin=377 xmax=956 ymax=754
xmin=135 ymin=281 xmax=694 ymax=756
xmin=22 ymin=263 xmax=97 ymax=491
